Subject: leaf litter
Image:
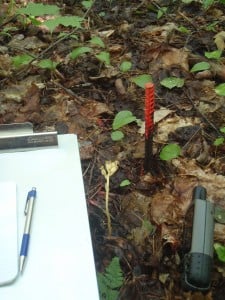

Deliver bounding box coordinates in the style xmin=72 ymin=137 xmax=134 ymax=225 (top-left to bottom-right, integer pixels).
xmin=1 ymin=0 xmax=225 ymax=298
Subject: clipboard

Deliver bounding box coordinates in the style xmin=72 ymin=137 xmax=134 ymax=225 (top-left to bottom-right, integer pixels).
xmin=0 ymin=123 xmax=99 ymax=299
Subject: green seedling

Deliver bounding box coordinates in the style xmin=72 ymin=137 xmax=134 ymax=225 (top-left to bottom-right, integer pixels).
xmin=131 ymin=74 xmax=152 ymax=88
xmin=204 ymin=50 xmax=222 ymax=60
xmin=190 ymin=62 xmax=210 ymax=73
xmin=119 ymin=61 xmax=132 ymax=72
xmin=215 ymin=84 xmax=225 ymax=96
xmin=37 ymin=59 xmax=58 ymax=70
xmin=95 ymin=51 xmax=111 ymax=66
xmin=90 ymin=36 xmax=105 ymax=48
xmin=82 ymin=0 xmax=94 ymax=9
xmin=119 ymin=179 xmax=131 ymax=187
xmin=160 ymin=77 xmax=184 ymax=89
xmin=157 ymin=7 xmax=167 ymax=19
xmin=70 ymin=47 xmax=92 ymax=60
xmin=213 ymin=127 xmax=225 ymax=146
xmin=43 ymin=16 xmax=83 ymax=33
xmin=12 ymin=54 xmax=34 ymax=68
xmin=17 ymin=3 xmax=60 ymax=16
xmin=111 ymin=110 xmax=138 ymax=141
xmin=160 ymin=143 xmax=181 ymax=161
xmin=214 ymin=243 xmax=225 ymax=262
xmin=111 ymin=131 xmax=124 ymax=141
xmin=17 ymin=3 xmax=83 ymax=33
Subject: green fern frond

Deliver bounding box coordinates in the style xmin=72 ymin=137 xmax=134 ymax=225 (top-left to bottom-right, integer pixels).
xmin=97 ymin=257 xmax=124 ymax=300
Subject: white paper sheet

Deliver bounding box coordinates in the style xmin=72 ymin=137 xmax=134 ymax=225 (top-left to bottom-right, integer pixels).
xmin=0 ymin=182 xmax=18 ymax=285
xmin=0 ymin=134 xmax=99 ymax=299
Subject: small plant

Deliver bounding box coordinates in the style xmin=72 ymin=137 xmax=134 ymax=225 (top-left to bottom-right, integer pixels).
xmin=97 ymin=256 xmax=124 ymax=300
xmin=157 ymin=7 xmax=167 ymax=19
xmin=190 ymin=62 xmax=211 ymax=73
xmin=131 ymin=74 xmax=152 ymax=88
xmin=17 ymin=3 xmax=84 ymax=33
xmin=90 ymin=36 xmax=105 ymax=48
xmin=204 ymin=50 xmax=222 ymax=60
xmin=82 ymin=0 xmax=94 ymax=9
xmin=70 ymin=47 xmax=92 ymax=60
xmin=111 ymin=110 xmax=138 ymax=141
xmin=96 ymin=51 xmax=111 ymax=66
xmin=160 ymin=77 xmax=184 ymax=89
xmin=213 ymin=126 xmax=225 ymax=146
xmin=215 ymin=84 xmax=225 ymax=97
xmin=100 ymin=161 xmax=119 ymax=236
xmin=160 ymin=143 xmax=181 ymax=161
xmin=12 ymin=54 xmax=34 ymax=68
xmin=37 ymin=59 xmax=58 ymax=71
xmin=120 ymin=179 xmax=131 ymax=187
xmin=214 ymin=243 xmax=225 ymax=262
xmin=119 ymin=61 xmax=132 ymax=72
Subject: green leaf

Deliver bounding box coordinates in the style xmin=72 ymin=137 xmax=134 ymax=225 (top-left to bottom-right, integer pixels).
xmin=112 ymin=111 xmax=137 ymax=130
xmin=131 ymin=74 xmax=152 ymax=88
xmin=120 ymin=179 xmax=131 ymax=187
xmin=120 ymin=61 xmax=132 ymax=72
xmin=160 ymin=77 xmax=184 ymax=89
xmin=157 ymin=7 xmax=167 ymax=19
xmin=214 ymin=206 xmax=225 ymax=223
xmin=70 ymin=47 xmax=92 ymax=59
xmin=82 ymin=0 xmax=94 ymax=9
xmin=17 ymin=3 xmax=60 ymax=16
xmin=177 ymin=26 xmax=190 ymax=34
xmin=142 ymin=220 xmax=155 ymax=234
xmin=190 ymin=62 xmax=210 ymax=73
xmin=160 ymin=143 xmax=181 ymax=161
xmin=220 ymin=127 xmax=225 ymax=133
xmin=90 ymin=36 xmax=105 ymax=48
xmin=43 ymin=16 xmax=83 ymax=33
xmin=12 ymin=54 xmax=33 ymax=68
xmin=203 ymin=0 xmax=214 ymax=9
xmin=95 ymin=51 xmax=110 ymax=65
xmin=214 ymin=243 xmax=225 ymax=262
xmin=111 ymin=130 xmax=124 ymax=141
xmin=213 ymin=137 xmax=224 ymax=146
xmin=37 ymin=59 xmax=58 ymax=70
xmin=205 ymin=50 xmax=222 ymax=60
xmin=215 ymin=83 xmax=225 ymax=96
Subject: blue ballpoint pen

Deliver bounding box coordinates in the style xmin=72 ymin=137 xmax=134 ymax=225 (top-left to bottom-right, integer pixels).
xmin=19 ymin=187 xmax=37 ymax=273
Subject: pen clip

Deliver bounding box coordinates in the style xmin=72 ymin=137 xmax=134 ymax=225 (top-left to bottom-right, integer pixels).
xmin=24 ymin=188 xmax=36 ymax=215
xmin=24 ymin=192 xmax=31 ymax=215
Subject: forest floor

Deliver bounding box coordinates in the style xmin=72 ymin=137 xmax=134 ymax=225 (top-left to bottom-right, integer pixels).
xmin=1 ymin=0 xmax=225 ymax=299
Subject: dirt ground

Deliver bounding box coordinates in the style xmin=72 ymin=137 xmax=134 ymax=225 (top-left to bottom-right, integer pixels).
xmin=1 ymin=0 xmax=225 ymax=299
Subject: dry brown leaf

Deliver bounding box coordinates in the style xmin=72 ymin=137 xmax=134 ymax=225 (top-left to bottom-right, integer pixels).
xmin=214 ymin=31 xmax=225 ymax=51
xmin=79 ymin=99 xmax=112 ymax=118
xmin=156 ymin=116 xmax=200 ymax=143
xmin=20 ymin=84 xmax=40 ymax=113
xmin=172 ymin=158 xmax=225 ymax=206
xmin=161 ymin=47 xmax=189 ymax=71
xmin=138 ymin=108 xmax=174 ymax=135
xmin=115 ymin=78 xmax=126 ymax=95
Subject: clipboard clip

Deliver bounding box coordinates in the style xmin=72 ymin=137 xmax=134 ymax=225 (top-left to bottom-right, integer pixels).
xmin=0 ymin=123 xmax=58 ymax=152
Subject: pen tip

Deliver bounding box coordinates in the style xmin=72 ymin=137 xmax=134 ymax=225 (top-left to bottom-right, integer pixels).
xmin=19 ymin=256 xmax=25 ymax=274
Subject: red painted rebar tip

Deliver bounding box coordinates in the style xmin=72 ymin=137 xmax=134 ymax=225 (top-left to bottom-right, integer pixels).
xmin=144 ymin=82 xmax=155 ymax=173
xmin=145 ymin=82 xmax=155 ymax=138
xmin=145 ymin=82 xmax=154 ymax=89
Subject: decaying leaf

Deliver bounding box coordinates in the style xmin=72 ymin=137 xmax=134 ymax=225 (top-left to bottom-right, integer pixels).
xmin=214 ymin=31 xmax=225 ymax=51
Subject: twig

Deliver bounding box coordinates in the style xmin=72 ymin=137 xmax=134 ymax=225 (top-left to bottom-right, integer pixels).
xmin=184 ymin=89 xmax=220 ymax=135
